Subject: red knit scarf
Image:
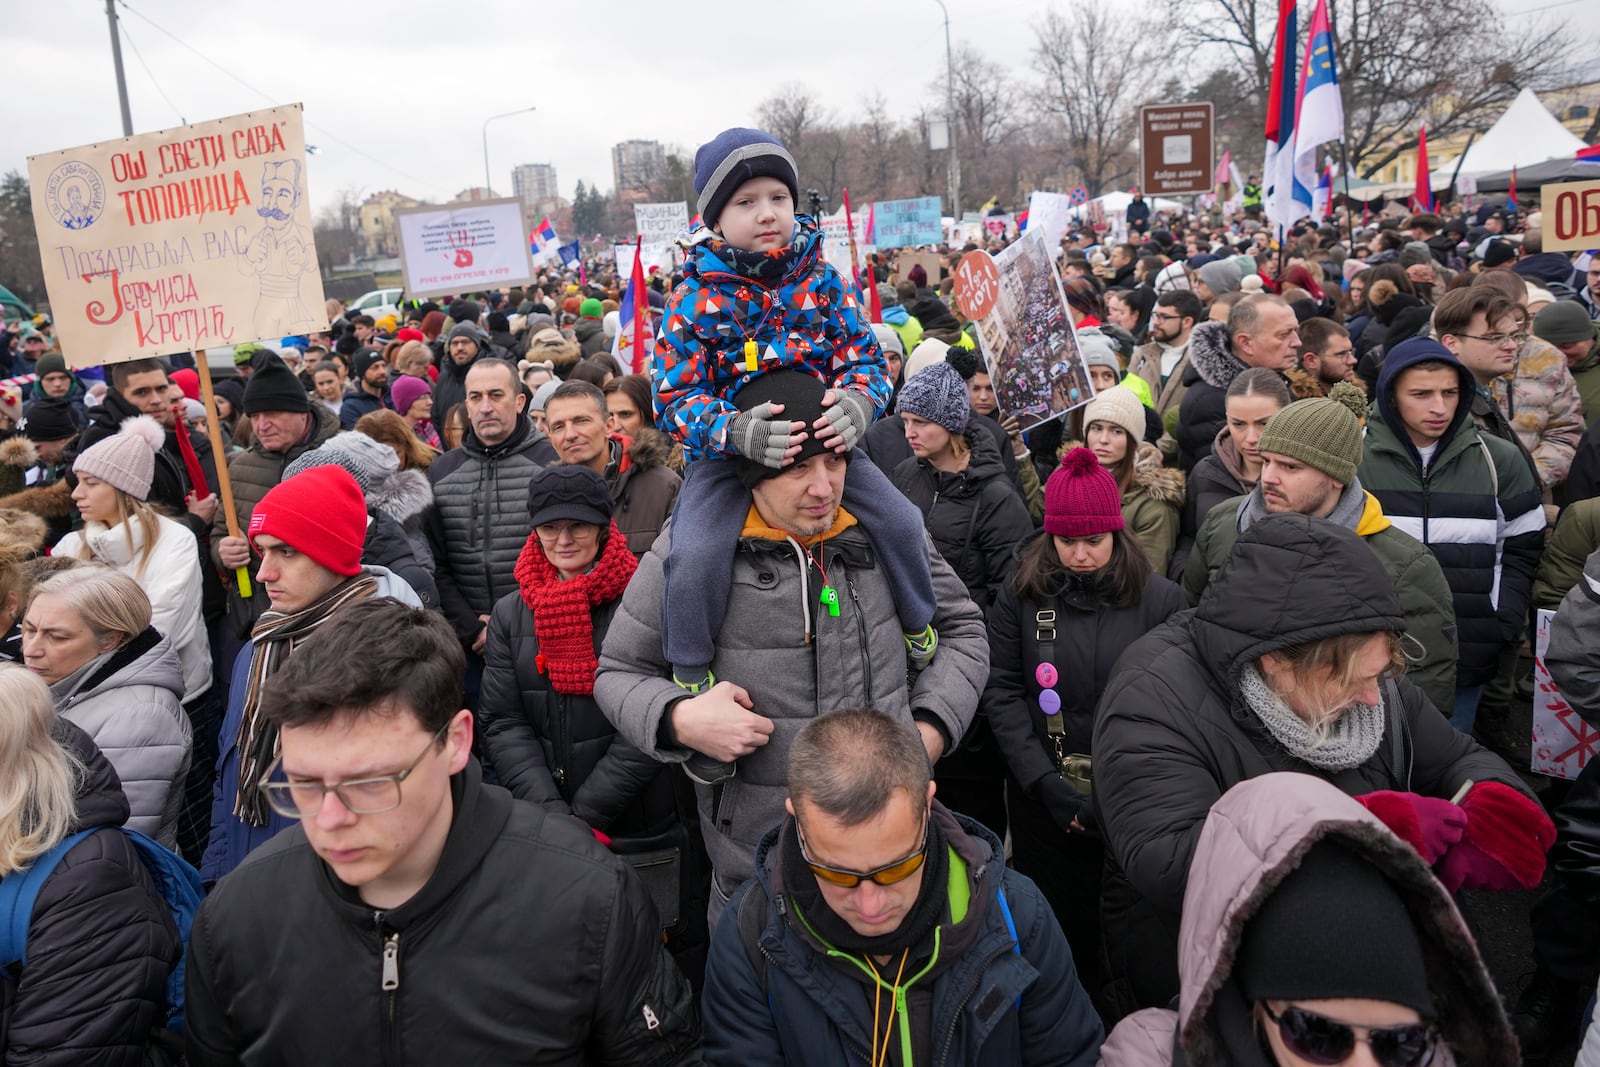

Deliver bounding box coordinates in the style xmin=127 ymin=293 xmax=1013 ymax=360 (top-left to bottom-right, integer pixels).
xmin=513 ymin=519 xmax=637 ymax=694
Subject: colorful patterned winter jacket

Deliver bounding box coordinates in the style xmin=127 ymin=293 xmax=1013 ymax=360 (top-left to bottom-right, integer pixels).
xmin=653 ymin=216 xmax=891 ymax=460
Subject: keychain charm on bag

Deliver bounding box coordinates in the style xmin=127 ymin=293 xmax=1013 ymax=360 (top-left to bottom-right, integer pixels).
xmin=1036 ymin=605 xmax=1093 ymax=796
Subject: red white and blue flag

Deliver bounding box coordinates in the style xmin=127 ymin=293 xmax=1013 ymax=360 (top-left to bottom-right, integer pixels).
xmin=612 ymin=237 xmax=652 ymax=375
xmin=1293 ymin=0 xmax=1343 ymax=214
xmin=1312 ymin=164 xmax=1334 ymax=220
xmin=530 ymin=216 xmax=559 ymax=264
xmin=1263 ymin=0 xmax=1310 ymax=228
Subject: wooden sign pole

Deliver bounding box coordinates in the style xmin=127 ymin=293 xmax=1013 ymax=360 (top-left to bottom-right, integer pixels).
xmin=194 ymin=354 xmax=252 ymax=598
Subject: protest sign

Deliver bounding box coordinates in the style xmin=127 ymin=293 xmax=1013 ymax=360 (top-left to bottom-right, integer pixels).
xmin=952 ymin=251 xmax=999 ymax=320
xmin=634 ymin=201 xmax=689 ymax=246
xmin=967 ymin=228 xmax=1095 ymax=431
xmin=873 ymin=196 xmax=943 ymax=249
xmin=1027 ymin=191 xmax=1075 ymax=247
xmin=1532 ymin=608 xmax=1599 ymax=780
xmin=820 ymin=209 xmax=874 ymax=276
xmin=396 ymin=198 xmax=534 ymax=299
xmin=615 ymin=242 xmax=671 ymax=278
xmin=1542 ymin=180 xmax=1600 ymax=253
xmin=27 ymin=103 xmax=328 ymax=369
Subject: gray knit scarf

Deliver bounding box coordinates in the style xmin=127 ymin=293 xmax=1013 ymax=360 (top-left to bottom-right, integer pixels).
xmin=1238 ymin=664 xmax=1386 ymax=770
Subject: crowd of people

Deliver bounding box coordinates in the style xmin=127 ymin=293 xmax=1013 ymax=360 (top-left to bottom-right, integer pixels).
xmin=0 ymin=123 xmax=1599 ymax=1065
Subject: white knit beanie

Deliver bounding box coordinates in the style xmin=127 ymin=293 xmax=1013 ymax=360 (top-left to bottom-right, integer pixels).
xmin=72 ymin=415 xmax=164 ymax=500
xmin=1081 ymin=385 xmax=1146 ymax=444
xmin=902 ymin=338 xmax=951 ymax=383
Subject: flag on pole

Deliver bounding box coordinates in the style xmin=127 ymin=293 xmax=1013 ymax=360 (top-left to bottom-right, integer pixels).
xmin=689 ymin=213 xmax=703 ymax=229
xmin=842 ymin=188 xmax=866 ymax=300
xmin=1507 ymin=165 xmax=1519 ymax=212
xmin=1215 ymin=149 xmax=1233 ymax=196
xmin=1293 ymin=0 xmax=1343 ymax=210
xmin=530 ymin=217 xmax=560 ymax=265
xmin=1413 ymin=124 xmax=1433 ymax=212
xmin=557 ymin=240 xmax=581 ymax=268
xmin=1262 ymin=0 xmax=1308 ymax=228
xmin=612 ymin=237 xmax=652 ymax=375
xmin=1312 ymin=164 xmax=1333 ymax=221
xmin=1017 ymin=209 xmax=1030 ymax=232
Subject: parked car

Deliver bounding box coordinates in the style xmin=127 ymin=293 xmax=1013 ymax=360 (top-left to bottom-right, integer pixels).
xmin=347 ymin=288 xmax=404 ymax=323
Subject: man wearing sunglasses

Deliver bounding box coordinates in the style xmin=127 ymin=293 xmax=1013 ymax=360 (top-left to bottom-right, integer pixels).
xmin=185 ymin=599 xmax=700 ymax=1065
xmin=702 ymin=708 xmax=1103 ymax=1066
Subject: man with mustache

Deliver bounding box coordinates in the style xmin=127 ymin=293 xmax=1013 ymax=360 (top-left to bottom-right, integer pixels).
xmin=241 ymin=159 xmax=318 ymax=336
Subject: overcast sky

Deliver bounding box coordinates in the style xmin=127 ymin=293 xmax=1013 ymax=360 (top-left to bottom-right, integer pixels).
xmin=8 ymin=0 xmax=1596 ymax=217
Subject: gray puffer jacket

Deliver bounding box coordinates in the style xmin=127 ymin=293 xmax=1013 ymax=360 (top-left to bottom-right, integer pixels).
xmin=596 ymin=521 xmax=989 ymax=904
xmin=425 ymin=415 xmax=558 ymax=642
xmin=50 ymin=627 xmax=192 ymax=848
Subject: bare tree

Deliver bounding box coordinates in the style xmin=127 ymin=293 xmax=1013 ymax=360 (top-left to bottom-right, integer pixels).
xmin=312 ymin=186 xmax=363 ymax=274
xmin=1162 ymin=0 xmax=1579 ymax=178
xmin=932 ymin=45 xmax=1031 ymax=207
xmin=757 ymin=84 xmax=829 ymax=161
xmin=1033 ymin=1 xmax=1166 ymax=195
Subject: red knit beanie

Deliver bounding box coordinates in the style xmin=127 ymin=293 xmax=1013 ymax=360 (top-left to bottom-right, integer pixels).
xmin=1044 ymin=447 xmax=1125 ymax=537
xmin=248 ymin=465 xmax=367 ymax=577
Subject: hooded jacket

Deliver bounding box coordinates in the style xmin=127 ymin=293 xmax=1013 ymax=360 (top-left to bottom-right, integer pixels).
xmin=608 ymin=429 xmax=683 ymax=557
xmin=1360 ymin=344 xmax=1545 ymax=686
xmin=185 ymin=759 xmax=701 ymax=1066
xmin=50 ymin=627 xmax=192 ymax=848
xmin=655 ymin=216 xmax=890 ymax=461
xmin=1096 ymin=515 xmax=1519 ymax=1007
xmin=0 ymin=721 xmax=182 ymax=1066
xmin=1184 ymin=480 xmax=1459 ymax=715
xmin=363 ymin=510 xmax=437 ymax=609
xmin=426 ymin=415 xmax=559 ymax=642
xmin=368 ymin=465 xmax=435 ymax=570
xmin=1485 ymin=334 xmax=1585 ymax=489
xmin=704 ymin=805 xmax=1104 ymax=1067
xmin=890 ymin=429 xmax=1035 ymax=610
xmin=1122 ymin=443 xmax=1185 ymax=575
xmin=595 ymin=520 xmax=988 ymax=907
xmin=55 ymin=513 xmax=212 ymax=701
xmin=882 ymin=303 xmax=924 ymax=356
xmin=866 ymin=411 xmax=1023 ymax=496
xmin=1096 ymin=774 xmax=1519 ymax=1066
xmin=1175 ymin=321 xmax=1255 ymax=468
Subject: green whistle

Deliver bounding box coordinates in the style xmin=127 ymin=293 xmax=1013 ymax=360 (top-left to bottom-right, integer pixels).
xmin=819 ymin=586 xmax=840 ymax=617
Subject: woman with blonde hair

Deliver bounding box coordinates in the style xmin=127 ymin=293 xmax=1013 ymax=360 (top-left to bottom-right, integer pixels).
xmin=54 ymin=416 xmax=210 ymax=705
xmin=21 ymin=566 xmax=192 ymax=847
xmin=0 ymin=663 xmax=182 ymax=1062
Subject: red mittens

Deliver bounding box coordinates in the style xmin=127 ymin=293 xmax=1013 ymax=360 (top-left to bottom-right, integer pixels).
xmin=1435 ymin=781 xmax=1555 ymax=893
xmin=1353 ymin=790 xmax=1469 ymax=863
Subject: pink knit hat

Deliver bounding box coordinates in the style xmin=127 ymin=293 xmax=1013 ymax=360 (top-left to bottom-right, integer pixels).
xmin=390 ymin=375 xmax=432 ymax=417
xmin=1044 ymin=447 xmax=1124 ymax=538
xmin=72 ymin=415 xmax=165 ymax=500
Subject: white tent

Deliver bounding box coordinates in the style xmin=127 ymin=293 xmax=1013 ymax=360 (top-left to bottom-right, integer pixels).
xmin=1430 ymin=87 xmax=1586 ymax=185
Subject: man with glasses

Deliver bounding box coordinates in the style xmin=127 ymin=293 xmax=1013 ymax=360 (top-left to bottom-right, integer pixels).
xmin=1126 ymin=290 xmax=1204 ymax=456
xmin=1439 ymin=281 xmax=1583 ymax=493
xmin=1287 ymin=318 xmax=1357 ymax=399
xmin=186 ymin=598 xmax=700 ymax=1065
xmin=701 ymin=706 xmax=1102 ymax=1066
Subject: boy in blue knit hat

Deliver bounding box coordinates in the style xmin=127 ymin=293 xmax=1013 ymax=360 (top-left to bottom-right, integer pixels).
xmin=652 ymin=127 xmax=939 ymax=691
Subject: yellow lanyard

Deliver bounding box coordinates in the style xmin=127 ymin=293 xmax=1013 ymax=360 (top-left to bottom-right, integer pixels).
xmin=866 ymin=948 xmax=911 ymax=1067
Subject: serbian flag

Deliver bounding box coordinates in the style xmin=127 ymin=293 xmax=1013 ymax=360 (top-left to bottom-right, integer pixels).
xmin=1507 ymin=165 xmax=1519 ymax=212
xmin=1413 ymin=124 xmax=1433 ymax=212
xmin=1262 ymin=0 xmax=1309 ymax=227
xmin=612 ymin=238 xmax=652 ymax=375
xmin=1578 ymin=144 xmax=1600 ymax=162
xmin=1017 ymin=209 xmax=1030 ymax=232
xmin=530 ymin=217 xmax=559 ymax=264
xmin=689 ymin=213 xmax=703 ymax=229
xmin=1293 ymin=0 xmax=1343 ymax=209
xmin=1312 ymin=164 xmax=1333 ymax=220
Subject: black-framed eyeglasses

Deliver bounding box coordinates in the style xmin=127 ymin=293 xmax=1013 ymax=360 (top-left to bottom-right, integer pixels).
xmin=796 ymin=809 xmax=930 ymax=888
xmin=1453 ymin=331 xmax=1528 ymax=348
xmin=1151 ymin=312 xmax=1186 ymax=323
xmin=1260 ymin=1003 xmax=1437 ymax=1067
xmin=259 ymin=722 xmax=451 ymax=818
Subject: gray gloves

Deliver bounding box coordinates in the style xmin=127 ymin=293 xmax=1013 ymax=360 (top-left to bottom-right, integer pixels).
xmin=730 ymin=402 xmax=806 ymax=468
xmin=815 ymin=390 xmax=872 ymax=452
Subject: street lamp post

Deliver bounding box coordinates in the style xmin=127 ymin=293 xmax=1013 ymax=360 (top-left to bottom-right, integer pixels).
xmin=933 ymin=0 xmax=961 ymax=222
xmin=482 ymin=106 xmax=536 ymax=198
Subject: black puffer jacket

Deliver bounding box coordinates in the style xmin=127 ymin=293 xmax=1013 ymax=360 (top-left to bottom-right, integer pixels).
xmin=889 ymin=430 xmax=1034 ymax=610
xmin=1092 ymin=513 xmax=1530 ymax=1011
xmin=1 ymin=721 xmax=181 ymax=1065
xmin=364 ymin=510 xmax=437 ymax=609
xmin=984 ymin=546 xmax=1185 ymax=828
xmin=1174 ymin=321 xmax=1252 ymax=469
xmin=481 ymin=595 xmax=683 ymax=839
xmin=425 ymin=415 xmax=558 ymax=642
xmin=864 ymin=410 xmax=1022 ymax=494
xmin=184 ymin=761 xmax=700 ymax=1065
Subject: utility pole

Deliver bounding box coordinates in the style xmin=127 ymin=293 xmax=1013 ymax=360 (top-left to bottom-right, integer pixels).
xmin=482 ymin=106 xmax=536 ymax=199
xmin=933 ymin=0 xmax=961 ymax=222
xmin=106 ymin=0 xmax=133 ymax=135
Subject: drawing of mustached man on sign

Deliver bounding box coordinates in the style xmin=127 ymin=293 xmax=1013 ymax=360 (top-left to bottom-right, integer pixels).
xmin=239 ymin=160 xmax=317 ymax=336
